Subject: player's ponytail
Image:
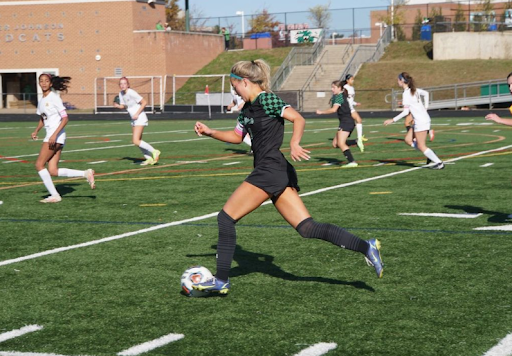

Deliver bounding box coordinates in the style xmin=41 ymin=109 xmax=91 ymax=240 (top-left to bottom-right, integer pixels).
xmin=231 ymin=59 xmax=272 ymax=92
xmin=399 ymin=72 xmax=416 ymax=95
xmin=39 ymin=73 xmax=71 ymax=93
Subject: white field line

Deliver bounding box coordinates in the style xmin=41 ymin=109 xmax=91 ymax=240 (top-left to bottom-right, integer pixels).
xmin=0 ymin=325 xmax=43 ymax=343
xmin=482 ymin=332 xmax=512 ymax=356
xmin=1 ymin=144 xmax=512 ymax=268
xmin=480 ymin=163 xmax=494 ymax=167
xmin=223 ymin=161 xmax=241 ymax=165
xmin=88 ymin=161 xmax=107 ymax=165
xmin=399 ymin=213 xmax=482 ymax=219
xmin=474 ymin=225 xmax=512 ymax=231
xmin=0 ymin=352 xmax=86 ymax=356
xmin=293 ymin=343 xmax=337 ymax=356
xmin=117 ymin=333 xmax=184 ymax=356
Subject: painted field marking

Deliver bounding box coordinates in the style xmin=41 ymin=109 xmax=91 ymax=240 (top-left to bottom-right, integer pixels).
xmin=0 ymin=325 xmax=43 ymax=343
xmin=482 ymin=332 xmax=512 ymax=356
xmin=139 ymin=204 xmax=166 ymax=207
xmin=88 ymin=161 xmax=107 ymax=165
xmin=117 ymin=333 xmax=184 ymax=356
xmin=1 ymin=144 xmax=512 ymax=267
xmin=370 ymin=191 xmax=392 ymax=195
xmin=399 ymin=213 xmax=482 ymax=219
xmin=0 ymin=351 xmax=80 ymax=356
xmin=474 ymin=225 xmax=512 ymax=231
xmin=494 ymin=130 xmax=501 ymax=132
xmin=293 ymin=343 xmax=337 ymax=356
xmin=223 ymin=161 xmax=241 ymax=166
xmin=480 ymin=163 xmax=494 ymax=167
xmin=321 ymin=163 xmax=335 ymax=166
xmin=85 ymin=140 xmax=122 ymax=144
xmin=373 ymin=163 xmax=386 ymax=166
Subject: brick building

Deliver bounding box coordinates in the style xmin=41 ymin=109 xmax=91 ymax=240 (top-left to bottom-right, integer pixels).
xmin=0 ymin=0 xmax=223 ymax=110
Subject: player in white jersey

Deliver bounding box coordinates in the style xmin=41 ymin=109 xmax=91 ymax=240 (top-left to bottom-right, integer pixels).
xmin=343 ymin=74 xmax=366 ymax=152
xmin=383 ymin=72 xmax=444 ymax=169
xmin=32 ymin=74 xmax=95 ymax=203
xmin=113 ymin=77 xmax=161 ymax=166
xmin=227 ymin=85 xmax=252 ymax=148
xmin=486 ymin=71 xmax=512 ymax=127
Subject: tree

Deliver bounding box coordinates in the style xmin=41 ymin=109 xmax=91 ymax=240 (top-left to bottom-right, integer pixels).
xmin=165 ymin=0 xmax=185 ymax=31
xmin=454 ymin=3 xmax=466 ymax=32
xmin=247 ymin=9 xmax=280 ymax=34
xmin=412 ymin=9 xmax=423 ymax=41
xmin=308 ymin=2 xmax=331 ymax=29
xmin=378 ymin=0 xmax=408 ymax=41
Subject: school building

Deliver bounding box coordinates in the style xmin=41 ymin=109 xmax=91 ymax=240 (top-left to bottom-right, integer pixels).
xmin=0 ymin=0 xmax=223 ymax=111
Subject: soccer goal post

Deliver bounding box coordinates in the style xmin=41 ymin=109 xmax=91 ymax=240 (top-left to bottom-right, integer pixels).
xmin=164 ymin=74 xmax=229 ymax=113
xmin=94 ymin=76 xmax=163 ymax=114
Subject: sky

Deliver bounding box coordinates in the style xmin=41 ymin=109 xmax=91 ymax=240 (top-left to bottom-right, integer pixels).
xmin=175 ymin=0 xmax=393 ymax=36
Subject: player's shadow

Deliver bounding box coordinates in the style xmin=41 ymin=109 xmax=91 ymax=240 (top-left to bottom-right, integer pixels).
xmin=187 ymin=244 xmax=374 ymax=292
xmin=52 ymin=184 xmax=96 ymax=199
xmin=315 ymin=157 xmax=342 ymax=165
xmin=121 ymin=156 xmax=145 ymax=164
xmin=375 ymin=159 xmax=416 ymax=167
xmin=224 ymin=147 xmax=251 ymax=155
xmin=445 ymin=205 xmax=511 ymax=223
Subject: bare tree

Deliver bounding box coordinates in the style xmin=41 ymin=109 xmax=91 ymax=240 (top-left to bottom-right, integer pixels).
xmin=308 ymin=2 xmax=331 ymax=29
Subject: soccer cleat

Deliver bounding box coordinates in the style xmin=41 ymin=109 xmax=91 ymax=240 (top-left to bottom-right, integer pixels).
xmin=361 ymin=135 xmax=368 ymax=142
xmin=429 ymin=129 xmax=435 ymax=142
xmin=152 ymin=150 xmax=161 ymax=164
xmin=356 ymin=138 xmax=365 ymax=152
xmin=342 ymin=162 xmax=358 ymax=168
xmin=431 ymin=162 xmax=445 ymax=170
xmin=40 ymin=195 xmax=62 ymax=203
xmin=192 ymin=277 xmax=230 ymax=294
xmin=85 ymin=169 xmax=95 ymax=189
xmin=140 ymin=158 xmax=154 ymax=166
xmin=365 ymin=239 xmax=383 ymax=278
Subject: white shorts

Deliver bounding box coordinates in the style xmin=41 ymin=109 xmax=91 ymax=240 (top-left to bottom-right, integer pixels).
xmin=413 ymin=119 xmax=431 ymax=133
xmin=44 ymin=128 xmax=66 ymax=145
xmin=130 ymin=111 xmax=149 ymax=127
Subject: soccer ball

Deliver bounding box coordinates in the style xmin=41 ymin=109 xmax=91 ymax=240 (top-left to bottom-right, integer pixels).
xmin=180 ymin=266 xmax=213 ymax=297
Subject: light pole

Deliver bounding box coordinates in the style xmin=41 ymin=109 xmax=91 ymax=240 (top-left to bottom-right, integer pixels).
xmin=236 ymin=11 xmax=245 ymax=38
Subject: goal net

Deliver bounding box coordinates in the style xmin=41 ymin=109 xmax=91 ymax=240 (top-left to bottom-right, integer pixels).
xmin=164 ymin=74 xmax=230 ymax=113
xmin=94 ymin=76 xmax=163 ymax=114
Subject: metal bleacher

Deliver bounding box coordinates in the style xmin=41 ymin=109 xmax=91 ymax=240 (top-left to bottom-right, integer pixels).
xmin=388 ymin=79 xmax=512 ymax=110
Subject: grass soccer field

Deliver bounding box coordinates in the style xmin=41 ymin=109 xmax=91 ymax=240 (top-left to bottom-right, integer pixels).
xmin=0 ymin=116 xmax=511 ymax=356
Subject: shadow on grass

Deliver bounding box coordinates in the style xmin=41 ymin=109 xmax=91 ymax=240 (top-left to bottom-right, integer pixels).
xmin=53 ymin=183 xmax=96 ymax=199
xmin=445 ymin=205 xmax=511 ymax=223
xmin=375 ymin=159 xmax=416 ymax=167
xmin=315 ymin=157 xmax=342 ymax=165
xmin=224 ymin=147 xmax=251 ymax=155
xmin=188 ymin=244 xmax=375 ymax=292
xmin=121 ymin=156 xmax=144 ymax=164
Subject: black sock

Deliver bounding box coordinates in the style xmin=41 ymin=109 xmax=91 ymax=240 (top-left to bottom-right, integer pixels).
xmin=406 ymin=126 xmax=413 ymax=132
xmin=343 ymin=149 xmax=355 ymax=163
xmin=215 ymin=209 xmax=238 ymax=281
xmin=296 ymin=217 xmax=368 ymax=254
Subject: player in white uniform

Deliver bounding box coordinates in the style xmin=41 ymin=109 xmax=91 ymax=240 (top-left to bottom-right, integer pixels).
xmin=384 ymin=72 xmax=444 ymax=169
xmin=486 ymin=71 xmax=512 ymax=127
xmin=344 ymin=74 xmax=366 ymax=152
xmin=113 ymin=77 xmax=161 ymax=165
xmin=227 ymin=85 xmax=251 ymax=148
xmin=32 ymin=74 xmax=95 ymax=203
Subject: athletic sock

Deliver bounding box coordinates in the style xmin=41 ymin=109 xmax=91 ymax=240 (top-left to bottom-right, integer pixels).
xmin=243 ymin=134 xmax=252 ymax=147
xmin=58 ymin=168 xmax=85 ymax=177
xmin=296 ymin=217 xmax=368 ymax=254
xmin=38 ymin=168 xmax=59 ymax=196
xmin=139 ymin=140 xmax=155 ymax=154
xmin=343 ymin=149 xmax=355 ymax=163
xmin=423 ymin=148 xmax=441 ymax=164
xmin=356 ymin=123 xmax=363 ymax=139
xmin=215 ymin=209 xmax=238 ymax=281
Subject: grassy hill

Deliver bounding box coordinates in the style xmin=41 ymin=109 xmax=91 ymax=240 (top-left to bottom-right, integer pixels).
xmin=355 ymin=41 xmax=512 ymax=110
xmin=173 ymin=41 xmax=512 ymax=110
xmin=172 ymin=47 xmax=291 ymax=104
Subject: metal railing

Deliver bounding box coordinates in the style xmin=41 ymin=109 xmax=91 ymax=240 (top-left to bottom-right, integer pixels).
xmin=387 ymin=79 xmax=511 ymax=110
xmin=339 ymin=25 xmax=392 ymax=80
xmin=271 ymin=33 xmax=325 ymax=91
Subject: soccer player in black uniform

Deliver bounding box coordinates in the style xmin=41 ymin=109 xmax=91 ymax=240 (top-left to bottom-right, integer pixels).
xmin=192 ymin=59 xmax=383 ymax=295
xmin=316 ymin=80 xmax=358 ymax=168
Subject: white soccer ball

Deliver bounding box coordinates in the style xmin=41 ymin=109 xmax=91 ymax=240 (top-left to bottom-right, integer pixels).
xmin=180 ymin=266 xmax=213 ymax=297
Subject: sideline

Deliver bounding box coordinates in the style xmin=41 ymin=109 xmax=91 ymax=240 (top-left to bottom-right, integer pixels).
xmin=1 ymin=144 xmax=512 ymax=267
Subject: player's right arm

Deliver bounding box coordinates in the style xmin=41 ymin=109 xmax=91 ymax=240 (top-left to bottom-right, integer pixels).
xmin=194 ymin=121 xmax=243 ymax=143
